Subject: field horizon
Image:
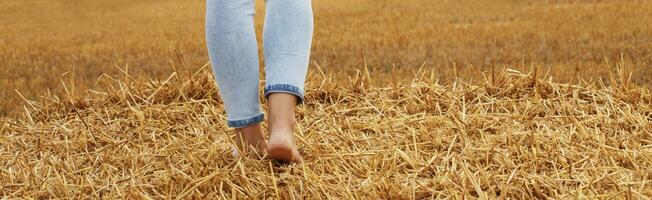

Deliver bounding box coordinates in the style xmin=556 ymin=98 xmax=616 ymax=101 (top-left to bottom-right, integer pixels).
xmin=2 ymin=0 xmax=652 ymax=116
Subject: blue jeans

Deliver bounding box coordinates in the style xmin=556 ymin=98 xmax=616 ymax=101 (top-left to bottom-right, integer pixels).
xmin=205 ymin=0 xmax=313 ymax=128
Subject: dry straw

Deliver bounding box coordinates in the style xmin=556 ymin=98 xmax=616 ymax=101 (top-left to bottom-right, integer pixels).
xmin=1 ymin=66 xmax=651 ymax=199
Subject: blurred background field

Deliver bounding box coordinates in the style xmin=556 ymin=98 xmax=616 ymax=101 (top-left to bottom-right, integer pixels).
xmin=1 ymin=0 xmax=651 ymax=116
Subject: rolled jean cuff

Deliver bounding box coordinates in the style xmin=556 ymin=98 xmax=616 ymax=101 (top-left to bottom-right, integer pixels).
xmin=264 ymin=84 xmax=305 ymax=104
xmin=227 ymin=113 xmax=264 ymax=128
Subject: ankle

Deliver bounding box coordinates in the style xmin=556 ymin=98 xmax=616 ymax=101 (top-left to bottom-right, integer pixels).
xmin=271 ymin=121 xmax=292 ymax=129
xmin=270 ymin=123 xmax=294 ymax=135
xmin=269 ymin=114 xmax=293 ymax=126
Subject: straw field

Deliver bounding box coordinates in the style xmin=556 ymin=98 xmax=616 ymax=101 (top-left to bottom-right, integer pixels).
xmin=1 ymin=67 xmax=651 ymax=198
xmin=2 ymin=0 xmax=652 ymax=199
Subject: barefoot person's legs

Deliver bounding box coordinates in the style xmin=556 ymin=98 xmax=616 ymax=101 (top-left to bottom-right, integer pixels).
xmin=263 ymin=0 xmax=314 ymax=163
xmin=206 ymin=0 xmax=266 ymax=154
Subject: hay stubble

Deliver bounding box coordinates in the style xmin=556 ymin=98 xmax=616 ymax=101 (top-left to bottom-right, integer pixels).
xmin=1 ymin=68 xmax=651 ymax=199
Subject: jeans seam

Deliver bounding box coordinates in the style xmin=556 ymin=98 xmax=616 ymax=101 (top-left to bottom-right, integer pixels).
xmin=264 ymin=84 xmax=305 ymax=104
xmin=226 ymin=113 xmax=264 ymax=128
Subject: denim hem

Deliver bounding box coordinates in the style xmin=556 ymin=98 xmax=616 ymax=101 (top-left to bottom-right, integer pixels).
xmin=264 ymin=84 xmax=305 ymax=104
xmin=227 ymin=113 xmax=264 ymax=128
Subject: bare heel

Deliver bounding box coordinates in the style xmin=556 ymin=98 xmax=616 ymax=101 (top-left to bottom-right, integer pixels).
xmin=267 ymin=145 xmax=294 ymax=162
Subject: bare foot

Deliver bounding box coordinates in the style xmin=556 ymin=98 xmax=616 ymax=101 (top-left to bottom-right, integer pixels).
xmin=232 ymin=123 xmax=267 ymax=158
xmin=267 ymin=130 xmax=302 ymax=163
xmin=266 ymin=93 xmax=303 ymax=163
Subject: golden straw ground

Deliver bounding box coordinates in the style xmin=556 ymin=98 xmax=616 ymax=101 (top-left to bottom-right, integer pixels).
xmin=1 ymin=68 xmax=651 ymax=199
